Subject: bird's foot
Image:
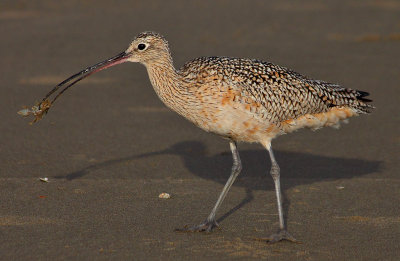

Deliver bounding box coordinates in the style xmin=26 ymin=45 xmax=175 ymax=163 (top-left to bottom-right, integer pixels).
xmin=254 ymin=230 xmax=301 ymax=244
xmin=175 ymin=219 xmax=220 ymax=233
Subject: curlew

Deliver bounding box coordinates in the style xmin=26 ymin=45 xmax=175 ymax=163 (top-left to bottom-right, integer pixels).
xmin=19 ymin=31 xmax=373 ymax=243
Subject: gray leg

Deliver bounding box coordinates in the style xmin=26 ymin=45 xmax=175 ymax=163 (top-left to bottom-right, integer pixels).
xmin=262 ymin=145 xmax=298 ymax=243
xmin=177 ymin=140 xmax=242 ymax=232
xmin=268 ymin=147 xmax=285 ymax=230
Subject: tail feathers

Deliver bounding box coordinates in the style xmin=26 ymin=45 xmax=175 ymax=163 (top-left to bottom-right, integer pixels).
xmin=356 ymin=90 xmax=372 ymax=103
xmin=353 ymin=90 xmax=374 ymax=113
xmin=328 ymin=88 xmax=374 ymax=114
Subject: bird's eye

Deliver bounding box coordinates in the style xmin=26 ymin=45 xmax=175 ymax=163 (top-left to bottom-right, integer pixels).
xmin=138 ymin=43 xmax=146 ymax=50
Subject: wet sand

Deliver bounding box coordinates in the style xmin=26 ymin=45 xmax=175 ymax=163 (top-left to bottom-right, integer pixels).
xmin=1 ymin=1 xmax=399 ymax=260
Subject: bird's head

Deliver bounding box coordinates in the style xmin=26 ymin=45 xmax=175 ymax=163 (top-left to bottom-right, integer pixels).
xmin=125 ymin=31 xmax=171 ymax=64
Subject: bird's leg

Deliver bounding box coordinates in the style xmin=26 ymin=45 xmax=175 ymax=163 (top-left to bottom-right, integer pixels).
xmin=176 ymin=140 xmax=242 ymax=233
xmin=258 ymin=144 xmax=299 ymax=243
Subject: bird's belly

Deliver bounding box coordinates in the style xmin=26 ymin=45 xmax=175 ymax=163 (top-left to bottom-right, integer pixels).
xmin=190 ymin=104 xmax=280 ymax=143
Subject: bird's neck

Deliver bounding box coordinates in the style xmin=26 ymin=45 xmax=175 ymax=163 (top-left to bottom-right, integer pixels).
xmin=145 ymin=56 xmax=189 ymax=113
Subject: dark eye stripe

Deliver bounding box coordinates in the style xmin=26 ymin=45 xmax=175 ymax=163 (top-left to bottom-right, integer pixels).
xmin=138 ymin=43 xmax=146 ymax=50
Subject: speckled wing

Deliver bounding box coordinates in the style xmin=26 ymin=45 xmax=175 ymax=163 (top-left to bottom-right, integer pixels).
xmin=180 ymin=56 xmax=373 ymax=124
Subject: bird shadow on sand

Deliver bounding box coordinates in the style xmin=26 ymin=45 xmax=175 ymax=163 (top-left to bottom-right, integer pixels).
xmin=56 ymin=140 xmax=382 ymax=227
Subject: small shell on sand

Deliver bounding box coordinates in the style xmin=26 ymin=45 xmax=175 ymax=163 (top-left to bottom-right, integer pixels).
xmin=158 ymin=193 xmax=171 ymax=199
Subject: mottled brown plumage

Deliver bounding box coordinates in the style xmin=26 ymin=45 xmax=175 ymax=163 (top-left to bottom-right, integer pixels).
xmin=125 ymin=32 xmax=373 ymax=146
xmin=178 ymin=56 xmax=372 ymax=140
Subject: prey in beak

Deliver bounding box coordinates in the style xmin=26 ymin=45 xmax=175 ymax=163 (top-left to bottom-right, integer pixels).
xmin=18 ymin=51 xmax=131 ymax=124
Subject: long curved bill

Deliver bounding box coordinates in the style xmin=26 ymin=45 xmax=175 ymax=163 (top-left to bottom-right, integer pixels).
xmin=18 ymin=51 xmax=132 ymax=124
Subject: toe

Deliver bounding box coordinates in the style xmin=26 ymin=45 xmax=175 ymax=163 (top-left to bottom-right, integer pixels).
xmin=175 ymin=220 xmax=219 ymax=233
xmin=254 ymin=230 xmax=301 ymax=244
